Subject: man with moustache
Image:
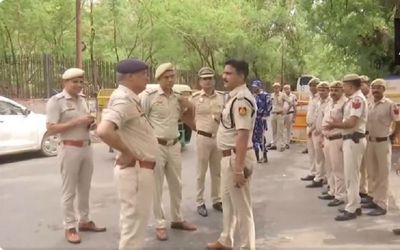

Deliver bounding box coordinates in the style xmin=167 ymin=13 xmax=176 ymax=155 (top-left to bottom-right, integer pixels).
xmin=320 ymin=81 xmax=347 ymax=206
xmin=306 ymin=82 xmax=330 ymax=188
xmin=362 ymin=79 xmax=400 ymax=216
xmin=301 ymin=78 xmax=320 ymax=182
xmin=140 ymin=63 xmax=197 ymax=241
xmin=97 ymin=59 xmax=157 ymax=249
xmin=326 ymin=74 xmax=368 ymax=221
xmin=207 ymin=59 xmax=256 ymax=250
xmin=191 ymin=67 xmax=224 ymax=217
xmin=46 ymin=68 xmax=105 ymax=244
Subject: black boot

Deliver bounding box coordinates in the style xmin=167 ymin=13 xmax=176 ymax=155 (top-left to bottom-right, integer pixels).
xmin=263 ymin=151 xmax=268 ymax=163
xmin=255 ymin=149 xmax=261 ymax=163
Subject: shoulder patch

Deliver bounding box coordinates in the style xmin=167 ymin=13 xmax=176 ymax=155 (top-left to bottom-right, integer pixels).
xmin=352 ymin=98 xmax=361 ymax=109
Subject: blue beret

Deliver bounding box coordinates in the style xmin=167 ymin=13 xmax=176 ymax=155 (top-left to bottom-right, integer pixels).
xmin=251 ymin=80 xmax=262 ymax=87
xmin=116 ymin=59 xmax=148 ymax=74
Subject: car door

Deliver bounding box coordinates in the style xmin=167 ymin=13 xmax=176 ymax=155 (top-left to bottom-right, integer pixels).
xmin=0 ymin=100 xmax=37 ymax=154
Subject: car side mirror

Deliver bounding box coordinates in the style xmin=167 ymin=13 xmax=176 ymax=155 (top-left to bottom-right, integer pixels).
xmin=23 ymin=108 xmax=31 ymax=116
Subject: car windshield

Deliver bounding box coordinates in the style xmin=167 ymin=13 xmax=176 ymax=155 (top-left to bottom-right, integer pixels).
xmin=0 ymin=100 xmax=26 ymax=115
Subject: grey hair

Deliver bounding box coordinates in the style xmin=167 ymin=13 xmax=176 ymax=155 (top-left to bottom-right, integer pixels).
xmin=116 ymin=72 xmax=126 ymax=83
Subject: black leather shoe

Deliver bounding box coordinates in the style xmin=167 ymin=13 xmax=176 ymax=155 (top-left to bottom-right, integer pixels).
xmin=212 ymin=202 xmax=223 ymax=212
xmin=359 ymin=192 xmax=369 ymax=198
xmin=318 ymin=194 xmax=335 ymax=200
xmin=335 ymin=211 xmax=357 ymax=221
xmin=367 ymin=207 xmax=387 ymax=216
xmin=301 ymin=175 xmax=315 ymax=181
xmin=361 ymin=196 xmax=372 ymax=204
xmin=328 ymin=199 xmax=344 ymax=207
xmin=393 ymin=228 xmax=400 ymax=235
xmin=285 ymin=144 xmax=290 ymax=149
xmin=197 ymin=204 xmax=208 ymax=217
xmin=306 ymin=180 xmax=323 ymax=188
xmin=361 ymin=201 xmax=378 ymax=209
xmin=269 ymin=145 xmax=277 ymax=150
xmin=302 ymin=148 xmax=308 ymax=154
xmin=338 ymin=208 xmax=362 ymax=216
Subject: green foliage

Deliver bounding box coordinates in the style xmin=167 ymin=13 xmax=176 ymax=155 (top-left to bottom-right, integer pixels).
xmin=0 ymin=0 xmax=398 ymax=84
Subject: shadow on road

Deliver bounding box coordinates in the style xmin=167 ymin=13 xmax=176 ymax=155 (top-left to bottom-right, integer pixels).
xmin=0 ymin=152 xmax=53 ymax=165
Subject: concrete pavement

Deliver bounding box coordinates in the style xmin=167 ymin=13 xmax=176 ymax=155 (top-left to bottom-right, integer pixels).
xmin=2 ymin=140 xmax=400 ymax=249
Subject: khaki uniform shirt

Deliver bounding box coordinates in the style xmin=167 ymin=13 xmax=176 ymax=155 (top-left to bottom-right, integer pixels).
xmin=322 ymin=95 xmax=347 ymax=137
xmin=271 ymin=92 xmax=289 ymax=113
xmin=367 ymin=97 xmax=400 ymax=137
xmin=283 ymin=93 xmax=297 ymax=113
xmin=342 ymin=90 xmax=368 ymax=135
xmin=314 ymin=97 xmax=331 ymax=132
xmin=46 ymin=90 xmax=90 ymax=140
xmin=140 ymin=86 xmax=182 ymax=140
xmin=101 ymin=85 xmax=158 ymax=162
xmin=306 ymin=93 xmax=319 ymax=127
xmin=191 ymin=89 xmax=225 ymax=134
xmin=217 ymin=84 xmax=256 ymax=150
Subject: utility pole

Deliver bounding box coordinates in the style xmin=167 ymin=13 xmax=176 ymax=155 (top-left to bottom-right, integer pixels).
xmin=76 ymin=0 xmax=82 ymax=68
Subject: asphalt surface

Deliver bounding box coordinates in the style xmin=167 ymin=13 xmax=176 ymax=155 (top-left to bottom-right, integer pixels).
xmin=2 ymin=140 xmax=400 ymax=250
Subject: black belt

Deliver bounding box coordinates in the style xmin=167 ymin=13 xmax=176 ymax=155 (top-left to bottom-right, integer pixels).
xmin=287 ymin=111 xmax=295 ymax=114
xmin=368 ymin=136 xmax=388 ymax=142
xmin=272 ymin=111 xmax=283 ymax=115
xmin=157 ymin=138 xmax=179 ymax=146
xmin=343 ymin=132 xmax=365 ymax=143
xmin=222 ymin=147 xmax=253 ymax=157
xmin=197 ymin=130 xmax=215 ymax=138
xmin=326 ymin=134 xmax=342 ymax=141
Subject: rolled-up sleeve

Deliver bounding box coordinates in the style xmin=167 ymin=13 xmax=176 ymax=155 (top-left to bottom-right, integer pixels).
xmin=102 ymin=99 xmax=140 ymax=129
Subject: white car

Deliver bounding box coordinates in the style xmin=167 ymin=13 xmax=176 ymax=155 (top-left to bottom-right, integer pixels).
xmin=0 ymin=96 xmax=58 ymax=157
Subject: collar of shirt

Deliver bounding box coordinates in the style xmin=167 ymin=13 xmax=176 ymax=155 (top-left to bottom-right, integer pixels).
xmin=200 ymin=89 xmax=216 ymax=97
xmin=229 ymin=84 xmax=247 ymax=98
xmin=117 ymin=84 xmax=140 ymax=103
xmin=62 ymin=89 xmax=84 ymax=100
xmin=373 ymin=96 xmax=388 ymax=105
xmin=349 ymin=89 xmax=363 ymax=99
xmin=157 ymin=85 xmax=176 ymax=98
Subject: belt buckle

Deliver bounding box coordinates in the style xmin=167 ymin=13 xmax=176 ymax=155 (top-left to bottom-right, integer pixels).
xmin=166 ymin=139 xmax=174 ymax=146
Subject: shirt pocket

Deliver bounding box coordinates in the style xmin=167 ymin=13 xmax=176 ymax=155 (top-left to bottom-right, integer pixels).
xmin=60 ymin=103 xmax=78 ymax=121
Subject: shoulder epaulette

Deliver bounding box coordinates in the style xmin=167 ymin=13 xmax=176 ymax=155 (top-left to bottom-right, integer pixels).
xmin=216 ymin=90 xmax=226 ymax=95
xmin=79 ymin=93 xmax=86 ymax=97
xmin=54 ymin=92 xmax=65 ymax=100
xmin=145 ymin=88 xmax=158 ymax=95
xmin=173 ymin=91 xmax=181 ymax=96
xmin=192 ymin=91 xmax=201 ymax=98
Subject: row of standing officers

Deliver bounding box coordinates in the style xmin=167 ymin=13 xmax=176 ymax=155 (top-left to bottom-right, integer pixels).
xmin=300 ymin=74 xmax=400 ymax=223
xmin=46 ymin=59 xmax=258 ymax=249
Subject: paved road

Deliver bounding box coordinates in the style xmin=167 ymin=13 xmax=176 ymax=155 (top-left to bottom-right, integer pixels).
xmin=2 ymin=140 xmax=400 ymax=250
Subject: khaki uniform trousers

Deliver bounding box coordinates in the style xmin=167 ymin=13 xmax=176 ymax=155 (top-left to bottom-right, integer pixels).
xmin=306 ymin=127 xmax=317 ymax=176
xmin=271 ymin=113 xmax=284 ymax=148
xmin=311 ymin=132 xmax=325 ymax=182
xmin=218 ymin=151 xmax=256 ymax=250
xmin=365 ymin=140 xmax=391 ymax=210
xmin=359 ymin=153 xmax=369 ymax=194
xmin=196 ymin=134 xmax=222 ymax=206
xmin=153 ymin=143 xmax=183 ymax=229
xmin=284 ymin=113 xmax=294 ymax=145
xmin=343 ymin=138 xmax=367 ymax=213
xmin=114 ymin=166 xmax=155 ymax=250
xmin=59 ymin=144 xmax=93 ymax=229
xmin=323 ymin=138 xmax=346 ymax=201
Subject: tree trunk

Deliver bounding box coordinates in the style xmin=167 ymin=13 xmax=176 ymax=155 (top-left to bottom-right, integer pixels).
xmin=89 ymin=0 xmax=98 ymax=91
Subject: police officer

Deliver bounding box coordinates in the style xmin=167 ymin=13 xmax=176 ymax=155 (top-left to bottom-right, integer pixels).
xmin=306 ymin=81 xmax=330 ymax=188
xmin=207 ymin=59 xmax=256 ymax=250
xmin=97 ymin=59 xmax=158 ymax=250
xmin=326 ymin=74 xmax=368 ymax=221
xmin=251 ymin=79 xmax=272 ymax=163
xmin=320 ymin=81 xmax=347 ymax=206
xmin=362 ymin=79 xmax=400 ymax=216
xmin=140 ymin=63 xmax=197 ymax=241
xmin=191 ymin=67 xmax=224 ymax=217
xmin=270 ymin=82 xmax=289 ymax=152
xmin=46 ymin=68 xmax=105 ymax=244
xmin=359 ymin=75 xmax=372 ymax=201
xmin=301 ymin=78 xmax=320 ymax=181
xmin=283 ymin=84 xmax=297 ymax=149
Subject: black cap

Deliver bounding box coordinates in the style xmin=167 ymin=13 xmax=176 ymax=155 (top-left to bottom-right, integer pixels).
xmin=116 ymin=59 xmax=148 ymax=74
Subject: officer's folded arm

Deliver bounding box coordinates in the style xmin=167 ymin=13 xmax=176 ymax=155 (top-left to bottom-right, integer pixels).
xmin=46 ymin=115 xmax=93 ymax=135
xmin=96 ymin=120 xmax=139 ymax=162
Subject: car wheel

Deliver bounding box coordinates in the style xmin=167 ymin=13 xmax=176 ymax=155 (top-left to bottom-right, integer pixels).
xmin=40 ymin=133 xmax=59 ymax=157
